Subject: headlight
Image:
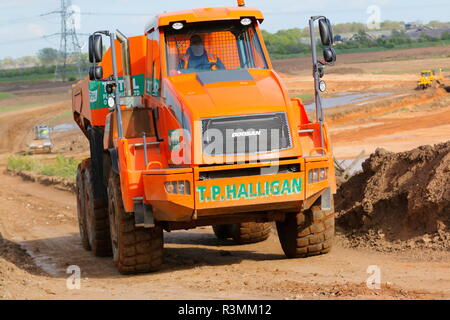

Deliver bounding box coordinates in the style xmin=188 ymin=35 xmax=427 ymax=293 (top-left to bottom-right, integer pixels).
xmin=240 ymin=18 xmax=252 ymax=26
xmin=165 ymin=181 xmax=191 ymax=195
xmin=308 ymin=168 xmax=328 ymax=184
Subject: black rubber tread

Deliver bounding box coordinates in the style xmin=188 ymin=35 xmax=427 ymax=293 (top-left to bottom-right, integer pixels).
xmin=212 ymin=225 xmax=233 ymax=240
xmin=76 ymin=163 xmax=90 ymax=251
xmin=107 ymin=171 xmax=163 ymax=274
xmin=83 ymin=163 xmax=112 ymax=257
xmin=230 ymin=222 xmax=272 ymax=244
xmin=276 ymin=205 xmax=335 ymax=258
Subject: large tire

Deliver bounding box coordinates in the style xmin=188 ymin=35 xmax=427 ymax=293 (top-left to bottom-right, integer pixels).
xmin=107 ymin=171 xmax=163 ymax=274
xmin=76 ymin=164 xmax=90 ymax=251
xmin=212 ymin=225 xmax=233 ymax=240
xmin=276 ymin=204 xmax=334 ymax=258
xmin=83 ymin=163 xmax=112 ymax=257
xmin=230 ymin=222 xmax=272 ymax=244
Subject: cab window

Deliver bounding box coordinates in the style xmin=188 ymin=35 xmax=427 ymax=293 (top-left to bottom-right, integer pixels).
xmin=164 ymin=20 xmax=268 ymax=75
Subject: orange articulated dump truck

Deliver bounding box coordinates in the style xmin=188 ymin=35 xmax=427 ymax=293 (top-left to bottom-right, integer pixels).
xmin=72 ymin=0 xmax=338 ymax=274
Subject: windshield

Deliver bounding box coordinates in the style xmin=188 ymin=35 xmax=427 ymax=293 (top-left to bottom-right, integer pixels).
xmin=164 ymin=20 xmax=268 ymax=76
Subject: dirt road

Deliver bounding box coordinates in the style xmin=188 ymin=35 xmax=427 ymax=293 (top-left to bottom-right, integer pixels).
xmin=1 ymin=171 xmax=450 ymax=300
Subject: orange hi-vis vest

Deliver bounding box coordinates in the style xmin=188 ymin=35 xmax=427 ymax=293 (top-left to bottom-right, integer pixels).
xmin=183 ymin=52 xmax=218 ymax=70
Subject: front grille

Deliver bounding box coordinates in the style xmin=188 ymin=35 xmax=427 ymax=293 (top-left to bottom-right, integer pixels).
xmin=202 ymin=113 xmax=292 ymax=156
xmin=199 ymin=164 xmax=301 ymax=181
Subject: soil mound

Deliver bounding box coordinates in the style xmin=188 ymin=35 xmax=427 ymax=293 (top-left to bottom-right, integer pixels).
xmin=336 ymin=142 xmax=450 ymax=251
xmin=0 ymin=235 xmax=44 ymax=298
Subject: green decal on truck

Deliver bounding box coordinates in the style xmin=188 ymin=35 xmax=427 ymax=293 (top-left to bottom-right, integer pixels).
xmin=89 ymin=74 xmax=145 ymax=110
xmin=196 ymin=177 xmax=303 ymax=203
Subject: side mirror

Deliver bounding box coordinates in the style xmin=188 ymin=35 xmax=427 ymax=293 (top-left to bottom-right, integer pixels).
xmin=89 ymin=34 xmax=103 ymax=63
xmin=318 ymin=18 xmax=334 ymax=46
xmin=89 ymin=66 xmax=103 ymax=81
xmin=323 ymin=47 xmax=336 ymax=64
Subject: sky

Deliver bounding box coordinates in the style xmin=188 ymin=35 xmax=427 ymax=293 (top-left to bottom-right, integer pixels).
xmin=0 ymin=0 xmax=450 ymax=59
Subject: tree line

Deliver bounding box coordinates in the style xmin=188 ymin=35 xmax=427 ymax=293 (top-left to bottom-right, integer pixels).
xmin=262 ymin=21 xmax=450 ymax=57
xmin=0 ymin=48 xmax=89 ymax=71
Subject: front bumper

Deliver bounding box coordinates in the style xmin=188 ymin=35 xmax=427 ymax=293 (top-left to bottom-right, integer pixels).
xmin=142 ymin=158 xmax=332 ymax=222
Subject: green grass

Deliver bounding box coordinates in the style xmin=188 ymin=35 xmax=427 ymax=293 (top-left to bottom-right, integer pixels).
xmin=0 ymin=92 xmax=16 ymax=100
xmin=0 ymin=104 xmax=38 ymax=113
xmin=0 ymin=73 xmax=55 ymax=83
xmin=386 ymin=107 xmax=411 ymax=115
xmin=354 ymin=55 xmax=450 ymax=65
xmin=372 ymin=69 xmax=425 ymax=75
xmin=7 ymin=155 xmax=81 ymax=180
xmin=0 ymin=72 xmax=79 ymax=83
xmin=373 ymin=67 xmax=449 ymax=75
xmin=296 ymin=93 xmax=315 ymax=102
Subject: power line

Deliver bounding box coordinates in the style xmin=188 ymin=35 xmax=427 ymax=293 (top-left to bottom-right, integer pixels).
xmin=80 ymin=12 xmax=152 ymax=17
xmin=0 ymin=14 xmax=45 ymax=26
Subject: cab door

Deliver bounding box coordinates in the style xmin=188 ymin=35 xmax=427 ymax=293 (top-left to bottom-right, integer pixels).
xmin=142 ymin=29 xmax=168 ymax=168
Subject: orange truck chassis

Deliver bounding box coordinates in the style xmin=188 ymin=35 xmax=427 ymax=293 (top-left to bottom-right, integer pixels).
xmin=72 ymin=1 xmax=338 ymax=274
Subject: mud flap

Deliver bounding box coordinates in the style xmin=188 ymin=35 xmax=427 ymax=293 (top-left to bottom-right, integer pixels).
xmin=321 ymin=188 xmax=332 ymax=212
xmin=88 ymin=126 xmax=107 ymax=201
xmin=134 ymin=198 xmax=155 ymax=228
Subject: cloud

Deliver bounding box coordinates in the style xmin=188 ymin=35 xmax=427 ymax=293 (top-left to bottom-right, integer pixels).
xmin=0 ymin=0 xmax=53 ymax=10
xmin=26 ymin=23 xmax=46 ymax=37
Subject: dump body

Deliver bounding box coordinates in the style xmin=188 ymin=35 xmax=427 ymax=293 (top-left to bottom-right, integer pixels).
xmin=72 ymin=6 xmax=336 ymax=225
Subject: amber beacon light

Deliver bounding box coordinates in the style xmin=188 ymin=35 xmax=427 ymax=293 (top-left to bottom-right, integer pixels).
xmin=237 ymin=0 xmax=246 ymax=7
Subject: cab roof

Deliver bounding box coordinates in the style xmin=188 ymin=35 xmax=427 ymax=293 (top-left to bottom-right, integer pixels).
xmin=145 ymin=7 xmax=264 ymax=34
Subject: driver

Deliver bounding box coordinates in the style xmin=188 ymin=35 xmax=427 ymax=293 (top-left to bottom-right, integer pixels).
xmin=183 ymin=35 xmax=225 ymax=71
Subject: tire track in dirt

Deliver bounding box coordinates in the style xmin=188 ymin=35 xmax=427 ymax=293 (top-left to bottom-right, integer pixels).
xmin=1 ymin=170 xmax=450 ymax=299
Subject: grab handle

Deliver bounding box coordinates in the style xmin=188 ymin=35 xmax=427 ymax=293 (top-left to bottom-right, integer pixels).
xmin=146 ymin=161 xmax=163 ymax=170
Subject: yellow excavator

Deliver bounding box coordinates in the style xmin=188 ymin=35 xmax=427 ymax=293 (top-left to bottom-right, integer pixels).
xmin=417 ymin=69 xmax=444 ymax=90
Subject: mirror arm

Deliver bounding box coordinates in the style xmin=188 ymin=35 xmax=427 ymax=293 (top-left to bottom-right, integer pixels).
xmin=109 ymin=32 xmax=124 ymax=140
xmin=309 ymin=17 xmax=326 ymax=151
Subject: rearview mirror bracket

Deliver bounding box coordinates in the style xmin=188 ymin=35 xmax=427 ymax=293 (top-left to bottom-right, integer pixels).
xmin=309 ymin=16 xmax=336 ymax=152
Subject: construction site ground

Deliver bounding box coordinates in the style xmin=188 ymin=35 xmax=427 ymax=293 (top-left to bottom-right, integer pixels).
xmin=0 ymin=46 xmax=449 ymax=300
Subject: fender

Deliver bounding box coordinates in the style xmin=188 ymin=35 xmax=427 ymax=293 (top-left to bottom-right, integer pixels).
xmin=87 ymin=126 xmax=107 ymax=200
xmin=108 ymin=148 xmax=119 ymax=174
